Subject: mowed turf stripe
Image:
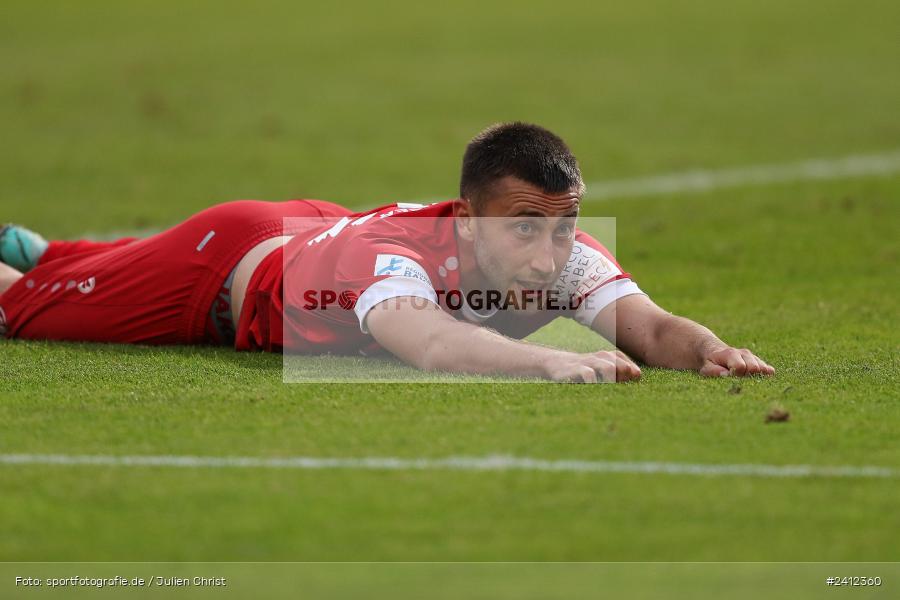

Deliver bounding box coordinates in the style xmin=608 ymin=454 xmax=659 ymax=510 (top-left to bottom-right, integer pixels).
xmin=1 ymin=454 xmax=896 ymax=479
xmin=78 ymin=150 xmax=900 ymax=241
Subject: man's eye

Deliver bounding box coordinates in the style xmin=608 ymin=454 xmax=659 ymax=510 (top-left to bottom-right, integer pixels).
xmin=556 ymin=224 xmax=574 ymax=237
xmin=515 ymin=222 xmax=533 ymax=235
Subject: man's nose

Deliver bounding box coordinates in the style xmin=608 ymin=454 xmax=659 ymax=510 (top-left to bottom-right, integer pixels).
xmin=529 ymin=236 xmax=556 ymax=278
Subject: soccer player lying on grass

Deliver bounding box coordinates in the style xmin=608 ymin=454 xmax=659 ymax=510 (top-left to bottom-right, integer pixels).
xmin=0 ymin=122 xmax=774 ymax=383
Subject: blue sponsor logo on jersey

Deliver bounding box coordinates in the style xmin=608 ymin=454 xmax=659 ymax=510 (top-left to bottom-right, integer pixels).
xmin=376 ymin=257 xmax=404 ymax=275
xmin=373 ymin=254 xmax=433 ymax=286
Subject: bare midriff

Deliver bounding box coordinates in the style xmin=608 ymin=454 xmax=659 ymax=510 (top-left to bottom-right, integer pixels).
xmin=230 ymin=235 xmax=292 ymax=325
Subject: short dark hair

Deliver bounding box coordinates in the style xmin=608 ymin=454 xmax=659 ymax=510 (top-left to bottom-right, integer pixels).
xmin=459 ymin=122 xmax=585 ymax=211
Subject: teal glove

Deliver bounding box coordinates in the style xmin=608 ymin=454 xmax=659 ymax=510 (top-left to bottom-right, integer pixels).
xmin=0 ymin=224 xmax=48 ymax=272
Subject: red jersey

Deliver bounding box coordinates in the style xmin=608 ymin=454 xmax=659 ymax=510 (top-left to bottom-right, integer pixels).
xmin=235 ymin=200 xmax=644 ymax=353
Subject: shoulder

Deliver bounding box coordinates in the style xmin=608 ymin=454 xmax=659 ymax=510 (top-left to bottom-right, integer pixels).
xmin=556 ymin=229 xmax=630 ymax=301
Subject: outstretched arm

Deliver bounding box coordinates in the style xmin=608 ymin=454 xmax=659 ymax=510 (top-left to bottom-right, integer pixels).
xmin=1 ymin=223 xmax=138 ymax=271
xmin=591 ymin=294 xmax=775 ymax=377
xmin=365 ymin=297 xmax=642 ymax=383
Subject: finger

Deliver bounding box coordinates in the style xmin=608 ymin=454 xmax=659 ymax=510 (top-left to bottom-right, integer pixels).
xmin=745 ymin=352 xmax=776 ymax=376
xmin=595 ymin=350 xmax=633 ymax=361
xmin=617 ymin=362 xmax=641 ymax=382
xmin=699 ymin=361 xmax=730 ymax=377
xmin=723 ymin=350 xmax=748 ymax=376
xmin=743 ymin=350 xmax=775 ymax=377
xmin=614 ymin=354 xmax=641 ymax=381
xmin=755 ymin=359 xmax=774 ymax=376
xmin=753 ymin=358 xmax=776 ymax=376
xmin=588 ymin=357 xmax=617 ymax=383
xmin=612 ymin=350 xmax=638 ymax=367
xmin=739 ymin=350 xmax=764 ymax=376
xmin=578 ymin=365 xmax=598 ymax=384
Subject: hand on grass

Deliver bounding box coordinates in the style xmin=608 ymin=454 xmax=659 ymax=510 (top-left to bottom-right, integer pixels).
xmin=699 ymin=346 xmax=775 ymax=377
xmin=545 ymin=350 xmax=642 ymax=383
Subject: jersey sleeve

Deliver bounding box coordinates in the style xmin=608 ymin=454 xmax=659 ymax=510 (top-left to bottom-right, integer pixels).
xmin=555 ymin=229 xmax=646 ymax=327
xmin=333 ymin=236 xmax=440 ymax=334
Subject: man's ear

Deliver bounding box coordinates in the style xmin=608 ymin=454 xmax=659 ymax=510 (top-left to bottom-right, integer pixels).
xmin=453 ymin=198 xmax=476 ymax=242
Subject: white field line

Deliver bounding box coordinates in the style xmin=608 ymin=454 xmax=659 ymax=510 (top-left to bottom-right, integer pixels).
xmin=0 ymin=454 xmax=896 ymax=479
xmin=581 ymin=150 xmax=900 ymax=200
xmin=80 ymin=150 xmax=900 ymax=241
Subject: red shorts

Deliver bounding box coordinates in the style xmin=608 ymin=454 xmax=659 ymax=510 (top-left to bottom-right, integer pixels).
xmin=0 ymin=199 xmax=351 ymax=346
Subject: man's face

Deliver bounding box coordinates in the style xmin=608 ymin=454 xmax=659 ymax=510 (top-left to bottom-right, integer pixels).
xmin=468 ymin=176 xmax=580 ymax=309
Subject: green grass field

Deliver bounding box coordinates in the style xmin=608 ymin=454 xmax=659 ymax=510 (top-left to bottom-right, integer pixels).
xmin=1 ymin=0 xmax=899 ymax=595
